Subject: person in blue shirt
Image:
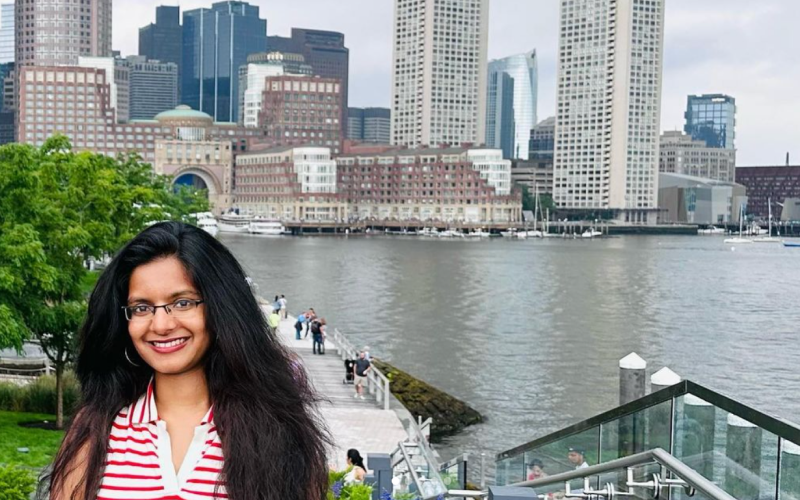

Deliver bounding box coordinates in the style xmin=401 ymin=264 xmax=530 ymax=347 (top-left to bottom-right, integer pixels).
xmin=295 ymin=311 xmax=306 ymax=340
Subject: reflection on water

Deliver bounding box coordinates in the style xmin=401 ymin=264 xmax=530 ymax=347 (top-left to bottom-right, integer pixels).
xmin=222 ymin=234 xmax=800 ymax=464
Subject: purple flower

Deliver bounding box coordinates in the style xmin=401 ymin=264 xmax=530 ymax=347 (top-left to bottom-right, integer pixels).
xmin=380 ymin=489 xmax=394 ymax=500
xmin=436 ymin=495 xmax=446 ymax=500
xmin=332 ymin=481 xmax=344 ymax=499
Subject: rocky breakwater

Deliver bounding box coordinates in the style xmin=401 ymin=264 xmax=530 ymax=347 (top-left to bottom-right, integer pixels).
xmin=372 ymin=359 xmax=483 ymax=443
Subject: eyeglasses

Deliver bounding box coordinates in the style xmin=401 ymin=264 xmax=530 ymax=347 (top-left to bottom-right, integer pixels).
xmin=122 ymin=299 xmax=205 ymax=322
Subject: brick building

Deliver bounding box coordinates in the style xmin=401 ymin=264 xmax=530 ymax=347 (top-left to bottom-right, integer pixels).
xmin=735 ymin=166 xmax=800 ymax=219
xmin=257 ymin=75 xmax=343 ymax=153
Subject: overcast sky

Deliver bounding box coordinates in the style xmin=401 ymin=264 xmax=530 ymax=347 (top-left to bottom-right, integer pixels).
xmin=114 ymin=0 xmax=800 ymax=165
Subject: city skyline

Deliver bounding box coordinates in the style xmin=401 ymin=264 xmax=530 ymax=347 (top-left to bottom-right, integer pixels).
xmin=113 ymin=1 xmax=798 ymax=166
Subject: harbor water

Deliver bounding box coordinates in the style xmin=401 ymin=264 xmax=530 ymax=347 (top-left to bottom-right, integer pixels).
xmin=221 ymin=234 xmax=800 ymax=465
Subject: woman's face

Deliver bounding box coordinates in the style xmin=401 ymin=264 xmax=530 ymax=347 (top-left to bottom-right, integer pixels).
xmin=127 ymin=256 xmax=211 ymax=376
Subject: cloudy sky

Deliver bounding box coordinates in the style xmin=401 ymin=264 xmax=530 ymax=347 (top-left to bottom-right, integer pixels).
xmin=115 ymin=0 xmax=800 ymax=165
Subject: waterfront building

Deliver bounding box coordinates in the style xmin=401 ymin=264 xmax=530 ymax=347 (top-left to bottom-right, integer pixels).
xmin=266 ymin=29 xmax=349 ymax=133
xmin=235 ymin=145 xmax=341 ymax=221
xmin=15 ymin=0 xmax=112 ymax=66
xmin=347 ymin=107 xmax=391 ymax=144
xmin=735 ymin=165 xmax=800 ymax=219
xmin=684 ymin=94 xmax=736 ymax=150
xmin=182 ymin=1 xmax=267 ymax=123
xmin=390 ymin=0 xmax=489 ymax=148
xmin=659 ymin=131 xmax=736 ymax=183
xmin=511 ymin=159 xmax=554 ymax=196
xmin=139 ymin=6 xmax=182 ymax=90
xmin=237 ymin=52 xmax=313 ymax=128
xmin=78 ymin=57 xmax=130 ymax=123
xmin=17 ymin=65 xmax=263 ymax=164
xmin=0 ymin=3 xmax=13 ymax=64
xmin=486 ymin=51 xmax=538 ymax=160
xmin=337 ymin=145 xmax=519 ymax=223
xmin=119 ymin=56 xmax=178 ymax=121
xmin=553 ymin=0 xmax=665 ymax=224
xmin=256 ymin=75 xmax=343 ymax=153
xmin=658 ymin=172 xmax=746 ymax=225
xmin=529 ymin=117 xmax=555 ymax=160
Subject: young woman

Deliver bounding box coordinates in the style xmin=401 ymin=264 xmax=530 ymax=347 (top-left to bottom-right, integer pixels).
xmin=343 ymin=449 xmax=367 ymax=485
xmin=45 ymin=222 xmax=329 ymax=500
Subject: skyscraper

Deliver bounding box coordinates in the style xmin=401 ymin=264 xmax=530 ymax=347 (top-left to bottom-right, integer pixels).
xmin=120 ymin=55 xmax=179 ymax=120
xmin=78 ymin=57 xmax=130 ymax=123
xmin=347 ymin=107 xmax=391 ymax=144
xmin=139 ymin=6 xmax=183 ymax=85
xmin=486 ymin=51 xmax=538 ymax=159
xmin=182 ymin=1 xmax=267 ymax=123
xmin=15 ymin=0 xmax=112 ymax=66
xmin=553 ymin=0 xmax=665 ymax=224
xmin=238 ymin=51 xmax=314 ymax=127
xmin=684 ymin=94 xmax=736 ymax=150
xmin=390 ymin=0 xmax=489 ymax=148
xmin=0 ymin=3 xmax=13 ymax=64
xmin=266 ymin=29 xmax=349 ymax=134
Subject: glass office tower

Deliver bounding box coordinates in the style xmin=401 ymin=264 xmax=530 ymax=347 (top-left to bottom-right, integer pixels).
xmin=684 ymin=94 xmax=736 ymax=150
xmin=182 ymin=1 xmax=267 ymax=123
xmin=485 ymin=51 xmax=538 ymax=160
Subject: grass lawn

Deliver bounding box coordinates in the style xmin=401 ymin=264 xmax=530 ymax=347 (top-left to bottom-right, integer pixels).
xmin=0 ymin=411 xmax=64 ymax=468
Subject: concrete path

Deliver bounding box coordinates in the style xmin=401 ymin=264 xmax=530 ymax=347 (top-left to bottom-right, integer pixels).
xmin=270 ymin=311 xmax=408 ymax=469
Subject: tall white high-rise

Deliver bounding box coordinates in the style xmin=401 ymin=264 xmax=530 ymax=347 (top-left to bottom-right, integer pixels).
xmin=486 ymin=51 xmax=538 ymax=160
xmin=0 ymin=3 xmax=13 ymax=64
xmin=390 ymin=0 xmax=489 ymax=148
xmin=552 ymin=0 xmax=665 ymax=224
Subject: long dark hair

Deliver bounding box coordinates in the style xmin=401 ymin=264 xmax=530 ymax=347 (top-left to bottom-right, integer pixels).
xmin=46 ymin=222 xmax=330 ymax=500
xmin=347 ymin=449 xmax=365 ymax=470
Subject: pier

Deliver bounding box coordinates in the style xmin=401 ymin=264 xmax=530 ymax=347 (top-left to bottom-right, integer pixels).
xmin=269 ymin=310 xmax=409 ymax=469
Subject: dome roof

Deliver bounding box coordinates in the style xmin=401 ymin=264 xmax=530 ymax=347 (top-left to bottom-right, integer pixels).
xmin=155 ymin=105 xmax=213 ymax=123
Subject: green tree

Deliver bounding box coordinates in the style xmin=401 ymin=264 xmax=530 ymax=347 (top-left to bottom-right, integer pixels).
xmin=0 ymin=136 xmax=208 ymax=428
xmin=517 ymin=183 xmax=536 ymax=212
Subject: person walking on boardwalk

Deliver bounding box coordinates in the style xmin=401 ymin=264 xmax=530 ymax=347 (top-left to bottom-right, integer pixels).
xmin=353 ymin=350 xmax=371 ymax=399
xmin=304 ymin=308 xmax=317 ymax=339
xmin=267 ymin=307 xmax=281 ymax=335
xmin=279 ymin=294 xmax=288 ymax=319
xmin=311 ymin=318 xmax=326 ymax=355
xmin=294 ymin=310 xmax=307 ymax=340
xmin=343 ymin=449 xmax=367 ymax=485
xmin=45 ymin=222 xmax=329 ymax=500
xmin=272 ymin=295 xmax=281 ymax=313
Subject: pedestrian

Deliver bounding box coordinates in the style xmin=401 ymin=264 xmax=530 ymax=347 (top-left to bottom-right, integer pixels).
xmin=279 ymin=294 xmax=288 ymax=319
xmin=45 ymin=222 xmax=329 ymax=500
xmin=267 ymin=307 xmax=281 ymax=335
xmin=362 ymin=346 xmax=371 ymax=361
xmin=272 ymin=295 xmax=281 ymax=312
xmin=304 ymin=308 xmax=317 ymax=339
xmin=311 ymin=318 xmax=326 ymax=355
xmin=343 ymin=449 xmax=367 ymax=485
xmin=567 ymin=447 xmax=589 ymax=469
xmin=353 ymin=350 xmax=371 ymax=399
xmin=294 ymin=311 xmax=306 ymax=340
xmin=526 ymin=459 xmax=547 ymax=481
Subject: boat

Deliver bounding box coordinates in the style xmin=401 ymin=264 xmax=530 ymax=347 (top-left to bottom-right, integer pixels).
xmin=783 ymin=241 xmax=800 ymax=248
xmin=438 ymin=229 xmax=465 ymax=238
xmin=466 ymin=229 xmax=491 ymax=238
xmin=521 ymin=230 xmax=543 ymax=238
xmin=698 ymin=226 xmax=725 ymax=235
xmin=753 ymin=198 xmax=781 ymax=243
xmin=581 ymin=228 xmax=603 ymax=239
xmin=724 ymin=204 xmax=753 ymax=244
xmin=197 ymin=217 xmax=219 ymax=237
xmin=248 ymin=218 xmax=285 ymax=236
xmin=218 ymin=213 xmax=253 ymax=233
xmin=420 ymin=227 xmax=438 ymax=237
xmin=501 ymin=228 xmax=525 ymax=238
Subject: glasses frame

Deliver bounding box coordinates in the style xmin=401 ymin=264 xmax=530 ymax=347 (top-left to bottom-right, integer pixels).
xmin=122 ymin=299 xmax=205 ymax=321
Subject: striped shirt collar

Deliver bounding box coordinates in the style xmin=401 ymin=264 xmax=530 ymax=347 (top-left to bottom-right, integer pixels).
xmin=129 ymin=378 xmax=214 ymax=425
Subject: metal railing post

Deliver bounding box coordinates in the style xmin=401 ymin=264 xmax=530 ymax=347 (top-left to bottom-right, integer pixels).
xmin=384 ymin=377 xmax=390 ymax=410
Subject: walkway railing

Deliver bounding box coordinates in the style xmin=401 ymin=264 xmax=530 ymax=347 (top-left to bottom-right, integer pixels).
xmin=496 ymin=380 xmax=800 ymax=500
xmin=329 ymin=328 xmax=391 ymax=411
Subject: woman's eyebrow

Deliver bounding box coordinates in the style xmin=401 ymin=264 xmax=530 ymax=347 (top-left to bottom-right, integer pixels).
xmin=127 ymin=290 xmax=199 ymax=304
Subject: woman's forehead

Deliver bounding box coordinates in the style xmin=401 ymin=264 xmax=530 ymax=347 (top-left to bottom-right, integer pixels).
xmin=129 ymin=257 xmax=197 ymax=298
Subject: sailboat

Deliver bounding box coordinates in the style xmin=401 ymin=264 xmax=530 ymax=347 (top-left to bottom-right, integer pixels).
xmin=753 ymin=198 xmax=781 ymax=243
xmin=521 ymin=186 xmax=544 ymax=238
xmin=724 ymin=204 xmax=753 ymax=244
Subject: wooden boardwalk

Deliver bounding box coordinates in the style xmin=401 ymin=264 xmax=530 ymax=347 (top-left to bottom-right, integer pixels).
xmin=271 ymin=312 xmax=409 ymax=469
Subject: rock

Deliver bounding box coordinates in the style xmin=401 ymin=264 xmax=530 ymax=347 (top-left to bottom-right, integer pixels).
xmin=372 ymin=359 xmax=483 ymax=442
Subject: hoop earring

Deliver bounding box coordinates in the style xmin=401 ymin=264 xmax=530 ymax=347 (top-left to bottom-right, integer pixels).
xmin=125 ymin=347 xmax=140 ymax=367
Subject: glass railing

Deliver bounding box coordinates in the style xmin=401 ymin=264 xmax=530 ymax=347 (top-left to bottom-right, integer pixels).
xmin=496 ymin=380 xmax=800 ymax=500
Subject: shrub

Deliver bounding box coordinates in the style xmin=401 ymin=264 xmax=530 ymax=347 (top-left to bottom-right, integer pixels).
xmin=0 ymin=372 xmax=80 ymax=415
xmin=0 ymin=465 xmax=35 ymax=500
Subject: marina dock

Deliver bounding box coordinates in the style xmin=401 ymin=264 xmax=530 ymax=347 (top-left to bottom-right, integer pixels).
xmin=270 ymin=311 xmax=409 ymax=469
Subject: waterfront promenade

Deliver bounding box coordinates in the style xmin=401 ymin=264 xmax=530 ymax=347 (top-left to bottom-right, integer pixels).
xmin=267 ymin=309 xmax=408 ymax=469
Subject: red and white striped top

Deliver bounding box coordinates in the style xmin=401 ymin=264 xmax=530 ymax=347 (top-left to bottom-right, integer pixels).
xmin=98 ymin=380 xmax=226 ymax=499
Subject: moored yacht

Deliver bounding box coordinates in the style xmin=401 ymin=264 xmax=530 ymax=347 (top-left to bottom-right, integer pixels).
xmin=218 ymin=213 xmax=253 ymax=233
xmin=248 ymin=218 xmax=286 ymax=236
